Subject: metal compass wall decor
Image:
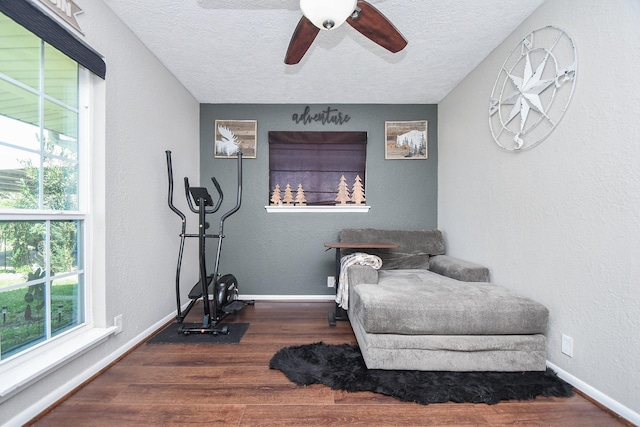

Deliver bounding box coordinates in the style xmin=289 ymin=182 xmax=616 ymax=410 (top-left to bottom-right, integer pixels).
xmin=489 ymin=26 xmax=577 ymax=151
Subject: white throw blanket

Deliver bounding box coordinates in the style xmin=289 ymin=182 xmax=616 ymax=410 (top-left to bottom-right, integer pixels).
xmin=336 ymin=252 xmax=383 ymax=310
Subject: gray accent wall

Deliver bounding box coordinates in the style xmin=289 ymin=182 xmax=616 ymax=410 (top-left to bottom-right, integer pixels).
xmin=199 ymin=104 xmax=437 ymax=296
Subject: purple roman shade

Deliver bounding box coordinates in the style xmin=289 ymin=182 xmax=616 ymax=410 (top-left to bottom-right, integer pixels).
xmin=269 ymin=131 xmax=367 ymax=205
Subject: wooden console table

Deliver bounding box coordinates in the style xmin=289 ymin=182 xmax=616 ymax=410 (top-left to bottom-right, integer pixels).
xmin=324 ymin=242 xmax=399 ymax=326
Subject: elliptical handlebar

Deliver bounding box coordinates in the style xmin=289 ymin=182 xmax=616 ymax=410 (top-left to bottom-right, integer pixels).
xmin=210 ymin=177 xmax=224 ymax=210
xmin=165 ymin=150 xmax=186 ymax=223
xmin=166 ymin=149 xmax=242 ymax=225
xmin=219 ymin=152 xmax=242 ymax=228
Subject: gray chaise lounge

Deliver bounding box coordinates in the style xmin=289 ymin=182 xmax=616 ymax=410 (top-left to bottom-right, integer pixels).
xmin=340 ymin=229 xmax=549 ymax=372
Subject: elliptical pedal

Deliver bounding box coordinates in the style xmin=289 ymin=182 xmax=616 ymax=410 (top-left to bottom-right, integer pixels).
xmin=222 ymin=300 xmax=247 ymax=314
xmin=188 ymin=275 xmax=214 ymax=299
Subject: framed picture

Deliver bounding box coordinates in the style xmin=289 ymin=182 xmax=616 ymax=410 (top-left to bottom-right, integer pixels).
xmin=385 ymin=120 xmax=428 ymax=159
xmin=214 ymin=120 xmax=257 ymax=159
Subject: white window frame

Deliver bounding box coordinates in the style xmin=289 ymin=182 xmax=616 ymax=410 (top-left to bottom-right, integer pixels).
xmin=0 ymin=61 xmax=112 ymax=403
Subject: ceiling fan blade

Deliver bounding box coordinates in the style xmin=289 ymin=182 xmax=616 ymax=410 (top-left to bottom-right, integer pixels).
xmin=285 ymin=16 xmax=320 ymax=64
xmin=346 ymin=0 xmax=407 ymax=53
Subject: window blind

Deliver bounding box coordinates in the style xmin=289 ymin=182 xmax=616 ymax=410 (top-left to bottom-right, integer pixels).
xmin=269 ymin=131 xmax=367 ymax=205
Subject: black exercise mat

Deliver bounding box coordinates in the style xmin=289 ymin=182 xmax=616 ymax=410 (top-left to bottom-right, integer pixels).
xmin=147 ymin=322 xmax=249 ymax=344
xmin=270 ymin=342 xmax=574 ymax=405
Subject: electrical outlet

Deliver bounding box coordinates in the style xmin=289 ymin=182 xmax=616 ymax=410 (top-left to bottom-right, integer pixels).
xmin=114 ymin=314 xmax=123 ymax=335
xmin=561 ymin=334 xmax=573 ymax=357
xmin=327 ymin=276 xmax=335 ymax=288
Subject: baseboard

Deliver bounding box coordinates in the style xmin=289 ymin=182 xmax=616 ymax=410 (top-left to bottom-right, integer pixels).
xmin=547 ymin=361 xmax=639 ymax=426
xmin=240 ymin=294 xmax=335 ymax=301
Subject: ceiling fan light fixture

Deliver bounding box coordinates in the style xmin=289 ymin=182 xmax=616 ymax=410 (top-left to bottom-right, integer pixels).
xmin=300 ymin=0 xmax=358 ymax=31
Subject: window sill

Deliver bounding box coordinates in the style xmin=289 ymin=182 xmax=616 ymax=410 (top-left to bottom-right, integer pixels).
xmin=0 ymin=326 xmax=116 ymax=402
xmin=265 ymin=205 xmax=370 ymax=213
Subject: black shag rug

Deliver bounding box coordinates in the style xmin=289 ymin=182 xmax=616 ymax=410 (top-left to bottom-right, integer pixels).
xmin=269 ymin=342 xmax=573 ymax=405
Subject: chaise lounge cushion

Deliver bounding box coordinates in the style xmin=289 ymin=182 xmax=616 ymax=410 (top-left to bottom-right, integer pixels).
xmin=339 ymin=229 xmax=445 ymax=270
xmin=429 ymin=254 xmax=490 ymax=283
xmin=349 ymin=269 xmax=549 ymax=336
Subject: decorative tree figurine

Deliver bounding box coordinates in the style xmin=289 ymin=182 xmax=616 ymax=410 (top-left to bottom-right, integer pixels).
xmin=295 ymin=184 xmax=307 ymax=206
xmin=351 ymin=175 xmax=366 ymax=205
xmin=270 ymin=184 xmax=281 ymax=205
xmin=335 ymin=175 xmax=351 ymax=205
xmin=282 ymin=183 xmax=294 ymax=205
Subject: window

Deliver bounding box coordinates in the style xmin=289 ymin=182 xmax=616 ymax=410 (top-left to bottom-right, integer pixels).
xmin=0 ymin=13 xmax=85 ymax=360
xmin=268 ymin=131 xmax=367 ymax=205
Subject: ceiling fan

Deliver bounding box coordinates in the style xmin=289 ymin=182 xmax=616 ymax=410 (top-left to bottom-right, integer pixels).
xmin=285 ymin=0 xmax=408 ymax=65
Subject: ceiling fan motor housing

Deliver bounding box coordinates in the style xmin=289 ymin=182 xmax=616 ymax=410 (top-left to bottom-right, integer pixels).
xmin=300 ymin=0 xmax=358 ymax=31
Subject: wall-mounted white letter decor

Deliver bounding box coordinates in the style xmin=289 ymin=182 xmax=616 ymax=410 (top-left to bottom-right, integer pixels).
xmin=489 ymin=26 xmax=577 ymax=152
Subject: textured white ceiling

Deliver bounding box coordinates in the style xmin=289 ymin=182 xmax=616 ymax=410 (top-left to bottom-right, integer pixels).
xmin=101 ymin=0 xmax=545 ymax=104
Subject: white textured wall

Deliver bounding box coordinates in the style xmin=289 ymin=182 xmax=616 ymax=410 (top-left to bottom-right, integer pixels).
xmin=2 ymin=0 xmax=200 ymax=424
xmin=438 ymin=0 xmax=640 ymax=419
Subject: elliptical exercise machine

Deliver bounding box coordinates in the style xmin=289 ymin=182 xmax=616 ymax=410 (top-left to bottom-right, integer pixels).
xmin=165 ymin=150 xmax=253 ymax=335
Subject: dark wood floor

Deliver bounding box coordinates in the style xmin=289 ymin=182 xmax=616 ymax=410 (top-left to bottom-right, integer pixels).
xmin=31 ymin=301 xmax=628 ymax=426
